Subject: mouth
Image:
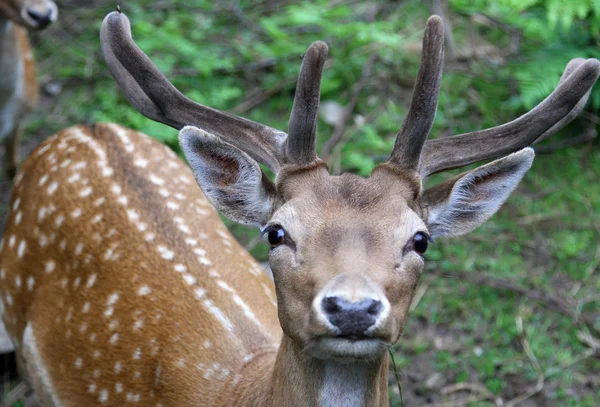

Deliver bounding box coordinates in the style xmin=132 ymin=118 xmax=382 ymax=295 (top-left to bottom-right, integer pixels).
xmin=307 ymin=336 xmax=388 ymax=362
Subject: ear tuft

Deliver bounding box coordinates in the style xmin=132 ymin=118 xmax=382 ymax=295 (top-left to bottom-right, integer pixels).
xmin=179 ymin=126 xmax=276 ymax=227
xmin=424 ymin=148 xmax=534 ymax=238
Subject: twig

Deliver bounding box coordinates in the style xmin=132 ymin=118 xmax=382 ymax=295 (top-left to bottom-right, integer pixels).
xmin=430 ymin=268 xmax=600 ymax=336
xmin=432 ymin=0 xmax=456 ymax=60
xmin=504 ymin=316 xmax=544 ymax=407
xmin=535 ymin=127 xmax=597 ymax=154
xmin=321 ymin=54 xmax=376 ymax=162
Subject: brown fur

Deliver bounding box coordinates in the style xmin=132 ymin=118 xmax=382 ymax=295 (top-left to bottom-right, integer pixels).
xmin=1 ymin=124 xmax=283 ymax=406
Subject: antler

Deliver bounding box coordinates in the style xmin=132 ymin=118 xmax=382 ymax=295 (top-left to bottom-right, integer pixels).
xmin=286 ymin=41 xmax=328 ymax=165
xmin=419 ymin=57 xmax=600 ymax=177
xmin=386 ymin=15 xmax=445 ymax=174
xmin=100 ymin=11 xmax=287 ymax=172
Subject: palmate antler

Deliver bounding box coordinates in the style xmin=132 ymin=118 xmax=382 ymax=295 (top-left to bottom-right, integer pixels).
xmin=101 ymin=11 xmax=600 ymax=179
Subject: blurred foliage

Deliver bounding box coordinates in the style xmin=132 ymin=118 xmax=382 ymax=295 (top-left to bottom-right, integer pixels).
xmin=17 ymin=0 xmax=600 ymax=405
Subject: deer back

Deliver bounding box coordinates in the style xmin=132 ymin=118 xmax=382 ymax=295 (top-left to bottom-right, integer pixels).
xmin=0 ymin=123 xmax=280 ymax=406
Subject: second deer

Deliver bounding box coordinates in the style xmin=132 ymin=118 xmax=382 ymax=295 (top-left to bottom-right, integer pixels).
xmin=0 ymin=10 xmax=598 ymax=407
xmin=0 ymin=0 xmax=57 ymax=179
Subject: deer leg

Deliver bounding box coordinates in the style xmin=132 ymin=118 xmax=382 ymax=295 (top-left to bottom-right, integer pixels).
xmin=3 ymin=125 xmax=20 ymax=180
xmin=19 ymin=323 xmax=58 ymax=407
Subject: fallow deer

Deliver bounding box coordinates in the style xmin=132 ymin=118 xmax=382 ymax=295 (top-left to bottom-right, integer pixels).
xmin=0 ymin=10 xmax=598 ymax=407
xmin=0 ymin=0 xmax=57 ymax=179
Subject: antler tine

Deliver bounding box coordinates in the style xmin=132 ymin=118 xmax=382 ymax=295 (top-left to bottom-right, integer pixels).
xmin=387 ymin=15 xmax=445 ymax=173
xmin=100 ymin=11 xmax=287 ymax=172
xmin=285 ymin=41 xmax=329 ymax=165
xmin=420 ymin=58 xmax=600 ymax=177
xmin=532 ymin=58 xmax=590 ymax=144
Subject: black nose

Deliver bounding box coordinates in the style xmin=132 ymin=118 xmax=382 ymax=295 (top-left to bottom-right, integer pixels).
xmin=27 ymin=9 xmax=53 ymax=29
xmin=322 ymin=296 xmax=382 ymax=337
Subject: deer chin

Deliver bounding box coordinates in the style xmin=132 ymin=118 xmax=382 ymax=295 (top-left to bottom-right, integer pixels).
xmin=305 ymin=336 xmax=388 ymax=362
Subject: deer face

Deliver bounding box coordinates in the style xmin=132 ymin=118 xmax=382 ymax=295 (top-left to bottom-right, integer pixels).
xmin=265 ymin=167 xmax=426 ymax=361
xmin=0 ymin=0 xmax=57 ymax=29
xmin=101 ymin=12 xmax=600 ymax=362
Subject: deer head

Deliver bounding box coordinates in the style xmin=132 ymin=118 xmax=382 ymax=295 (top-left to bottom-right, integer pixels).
xmin=0 ymin=0 xmax=57 ymax=29
xmin=101 ymin=11 xmax=599 ymax=362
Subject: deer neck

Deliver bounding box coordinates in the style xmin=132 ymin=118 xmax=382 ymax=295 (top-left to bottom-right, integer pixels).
xmin=0 ymin=19 xmax=22 ymax=117
xmin=238 ymin=335 xmax=389 ymax=407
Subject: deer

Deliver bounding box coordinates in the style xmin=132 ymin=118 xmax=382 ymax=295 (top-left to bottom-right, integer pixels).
xmin=0 ymin=10 xmax=598 ymax=407
xmin=0 ymin=0 xmax=58 ymax=179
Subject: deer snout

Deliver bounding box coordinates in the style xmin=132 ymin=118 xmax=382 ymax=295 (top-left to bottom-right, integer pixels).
xmin=322 ymin=296 xmax=382 ymax=337
xmin=312 ymin=273 xmax=391 ymax=338
xmin=22 ymin=1 xmax=57 ymax=29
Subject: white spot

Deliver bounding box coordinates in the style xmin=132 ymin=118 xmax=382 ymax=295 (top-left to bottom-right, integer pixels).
xmin=102 ymin=167 xmax=114 ymax=177
xmin=68 ymin=173 xmax=81 ymax=183
xmin=73 ymin=277 xmax=81 ymax=289
xmin=174 ymin=264 xmax=187 ymax=273
xmin=133 ymin=348 xmax=142 ymax=360
xmin=174 ymin=193 xmax=185 ymax=201
xmin=55 ymin=214 xmax=65 ymax=228
xmin=110 ymin=333 xmax=119 ymax=345
xmin=167 ymin=201 xmax=179 ymax=210
xmin=176 ymin=358 xmax=186 ymax=368
xmin=8 ymin=235 xmax=15 ymax=248
xmin=15 ymin=275 xmax=22 ymax=288
xmin=133 ymin=318 xmax=144 ymax=330
xmin=47 ymin=182 xmax=58 ymax=195
xmin=138 ymin=285 xmax=152 ymax=296
xmin=183 ymin=274 xmax=197 ymax=286
xmin=117 ymin=196 xmax=128 ymax=205
xmin=75 ymin=243 xmax=84 ymax=256
xmin=202 ymin=298 xmax=234 ymax=332
xmin=127 ymin=209 xmax=140 ymax=222
xmin=17 ymin=240 xmax=26 ymax=258
xmin=134 ymin=158 xmax=148 ymax=168
xmin=194 ymin=288 xmax=206 ymax=299
xmin=193 ymin=248 xmax=206 ymax=257
xmin=86 ymin=274 xmax=97 ymax=288
xmin=82 ymin=302 xmax=91 ymax=313
xmin=80 ymin=187 xmax=93 ymax=197
xmin=6 ymin=295 xmax=13 ymax=305
xmin=0 ymin=269 xmax=5 ymax=279
xmin=107 ymin=293 xmax=119 ymax=306
xmin=91 ymin=214 xmax=103 ymax=224
xmin=203 ymin=339 xmax=212 ymax=349
xmin=109 ymin=320 xmax=119 ymax=330
xmin=159 ymin=189 xmax=169 ymax=198
xmin=94 ymin=197 xmax=105 ymax=207
xmin=88 ymin=383 xmax=97 ymax=393
xmin=111 ymin=184 xmax=121 ymax=195
xmin=75 ymin=358 xmax=83 ymax=369
xmin=72 ymin=161 xmax=87 ymax=171
xmin=149 ymin=175 xmax=165 ymax=186
xmin=115 ymin=361 xmax=122 ymax=374
xmin=71 ymin=208 xmax=82 ymax=218
xmin=39 ymin=174 xmax=49 ymax=186
xmin=27 ymin=276 xmax=35 ymax=291
xmin=145 ymin=233 xmax=155 ymax=242
xmin=99 ymin=389 xmax=109 ymax=403
xmin=12 ymin=198 xmax=21 ymax=210
xmin=15 ymin=211 xmax=22 ymax=225
xmin=115 ymin=383 xmax=123 ymax=393
xmin=157 ymin=246 xmax=174 ymax=261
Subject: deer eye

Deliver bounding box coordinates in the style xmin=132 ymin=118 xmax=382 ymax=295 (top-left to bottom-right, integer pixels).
xmin=413 ymin=232 xmax=431 ymax=255
xmin=263 ymin=225 xmax=286 ymax=248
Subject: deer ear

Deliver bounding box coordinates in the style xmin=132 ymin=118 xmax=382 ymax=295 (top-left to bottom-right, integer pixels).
xmin=421 ymin=148 xmax=534 ymax=238
xmin=179 ymin=126 xmax=277 ymax=227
